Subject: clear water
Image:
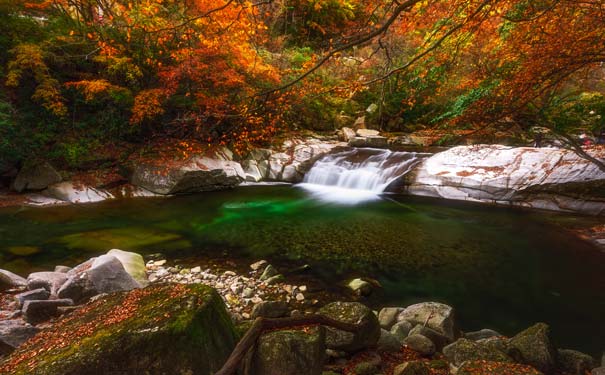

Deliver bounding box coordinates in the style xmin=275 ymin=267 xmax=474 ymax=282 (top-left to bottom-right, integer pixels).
xmin=0 ymin=186 xmax=603 ymax=355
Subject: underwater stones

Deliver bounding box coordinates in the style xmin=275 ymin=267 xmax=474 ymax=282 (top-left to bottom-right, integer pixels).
xmin=249 ymin=326 xmax=326 ymax=375
xmin=106 ymin=249 xmax=148 ymax=287
xmin=0 ymin=270 xmax=27 ymax=291
xmin=22 ymin=299 xmax=74 ymax=325
xmin=509 ymin=323 xmax=557 ymax=374
xmin=378 ymin=307 xmax=403 ymax=330
xmin=13 ymin=161 xmax=62 ymax=193
xmin=398 ymin=302 xmax=457 ymax=342
xmin=1 ymin=284 xmax=238 ymax=375
xmin=403 ymin=334 xmax=435 ymax=356
xmin=442 ymin=338 xmax=513 ymax=366
xmin=26 ymin=272 xmax=68 ymax=296
xmin=318 ymin=302 xmax=380 ymax=352
xmin=347 ymin=278 xmax=372 ymax=296
xmin=250 ymin=301 xmax=289 ymax=319
xmin=556 ymin=349 xmax=596 ymax=375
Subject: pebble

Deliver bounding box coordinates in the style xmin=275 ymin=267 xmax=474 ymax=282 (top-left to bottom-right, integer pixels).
xmin=295 ymin=293 xmax=305 ymax=301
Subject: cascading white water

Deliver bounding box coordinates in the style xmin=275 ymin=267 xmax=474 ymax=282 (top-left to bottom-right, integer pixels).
xmin=298 ymin=148 xmax=429 ymax=204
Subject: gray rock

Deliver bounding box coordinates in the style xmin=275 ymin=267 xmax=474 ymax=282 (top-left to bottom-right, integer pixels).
xmin=0 ymin=320 xmax=40 ymax=349
xmin=247 ymin=148 xmax=272 ymax=162
xmin=13 ymin=161 xmax=62 ymax=192
xmin=0 ymin=269 xmax=27 ymax=291
xmin=319 ymin=302 xmax=381 ymax=352
xmin=251 ymin=301 xmax=289 ymax=319
xmin=390 ymin=321 xmax=413 ymax=342
xmin=398 ymin=302 xmax=457 ymax=341
xmin=22 ymin=299 xmax=74 ymax=324
xmin=557 ymin=349 xmax=596 ymax=375
xmin=338 ymin=127 xmax=357 ymax=142
xmin=106 ymin=249 xmax=148 ymax=287
xmin=57 ymin=273 xmax=98 ymax=303
xmin=26 ymin=272 xmax=68 ymax=295
xmin=15 ymin=288 xmax=50 ymax=307
xmin=250 ymin=326 xmax=325 ymax=375
xmin=242 ymin=160 xmax=263 ymax=182
xmin=442 ymin=338 xmax=512 ymax=366
xmin=260 ymin=264 xmax=278 ymax=281
xmin=377 ymin=329 xmax=401 ymax=352
xmin=464 ymin=328 xmax=501 ymax=341
xmin=378 ymin=307 xmax=403 ymax=330
xmin=54 ymin=265 xmax=72 ymax=273
xmin=264 ymin=274 xmax=285 ymax=285
xmin=593 ymin=367 xmax=605 ymax=375
xmin=408 ymin=324 xmax=451 ymax=350
xmin=88 ymin=255 xmax=142 ymax=293
xmin=393 ymin=361 xmax=430 ymax=375
xmin=403 ymin=334 xmax=435 ymax=356
xmin=509 ymin=323 xmax=556 ymax=374
xmin=347 ymin=278 xmax=372 ymax=296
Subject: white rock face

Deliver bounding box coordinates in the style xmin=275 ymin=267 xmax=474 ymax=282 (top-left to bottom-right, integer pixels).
xmin=406 ymin=145 xmax=605 ymax=214
xmin=356 ymin=129 xmax=380 ymax=137
xmin=44 ymin=182 xmax=114 ymax=203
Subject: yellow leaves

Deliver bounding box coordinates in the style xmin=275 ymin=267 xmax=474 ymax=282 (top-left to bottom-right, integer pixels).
xmin=65 ymin=80 xmax=126 ymax=102
xmin=130 ymin=89 xmax=166 ymax=124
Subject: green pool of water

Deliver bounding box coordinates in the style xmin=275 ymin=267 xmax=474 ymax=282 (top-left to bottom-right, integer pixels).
xmin=0 ymin=185 xmax=603 ymax=355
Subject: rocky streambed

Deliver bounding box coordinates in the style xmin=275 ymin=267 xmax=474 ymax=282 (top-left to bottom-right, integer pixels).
xmin=0 ymin=249 xmax=603 ymax=375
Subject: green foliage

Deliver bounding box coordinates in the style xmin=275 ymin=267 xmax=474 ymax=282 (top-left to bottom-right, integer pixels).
xmin=542 ymin=92 xmax=605 ymax=135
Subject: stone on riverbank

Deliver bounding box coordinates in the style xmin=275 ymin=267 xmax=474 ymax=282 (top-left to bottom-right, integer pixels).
xmin=26 ymin=272 xmax=68 ymax=296
xmin=403 ymin=334 xmax=435 ymax=356
xmin=319 ymin=302 xmax=380 ymax=352
xmin=0 ymin=270 xmax=27 ymax=291
xmin=106 ymin=249 xmax=148 ymax=286
xmin=378 ymin=307 xmax=403 ymax=330
xmin=398 ymin=302 xmax=457 ymax=342
xmin=508 ymin=323 xmax=556 ymax=374
xmin=22 ymin=299 xmax=74 ymax=325
xmin=0 ymin=284 xmax=237 ymax=375
xmin=443 ymin=338 xmax=512 ymax=366
xmin=13 ymin=161 xmax=62 ymax=193
xmin=0 ymin=321 xmax=39 ymax=353
xmin=248 ymin=326 xmax=325 ymax=375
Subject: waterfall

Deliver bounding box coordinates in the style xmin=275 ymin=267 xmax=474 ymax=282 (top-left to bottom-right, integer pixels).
xmin=298 ymin=148 xmax=429 ymax=204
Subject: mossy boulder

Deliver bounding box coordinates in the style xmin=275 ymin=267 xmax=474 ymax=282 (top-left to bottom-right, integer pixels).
xmin=443 ymin=338 xmax=513 ymax=366
xmin=457 ymin=360 xmax=543 ymax=375
xmin=0 ymin=283 xmax=237 ymax=375
xmin=508 ymin=323 xmax=556 ymax=374
xmin=318 ymin=302 xmax=380 ymax=352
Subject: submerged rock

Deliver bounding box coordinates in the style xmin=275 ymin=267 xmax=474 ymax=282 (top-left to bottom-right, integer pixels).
xmin=0 ymin=284 xmax=238 ymax=375
xmin=248 ymin=326 xmax=325 ymax=375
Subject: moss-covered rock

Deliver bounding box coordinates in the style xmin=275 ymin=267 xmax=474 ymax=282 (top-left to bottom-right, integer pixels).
xmin=457 ymin=360 xmax=543 ymax=375
xmin=318 ymin=302 xmax=380 ymax=352
xmin=443 ymin=338 xmax=513 ymax=366
xmin=508 ymin=323 xmax=556 ymax=374
xmin=0 ymin=283 xmax=237 ymax=375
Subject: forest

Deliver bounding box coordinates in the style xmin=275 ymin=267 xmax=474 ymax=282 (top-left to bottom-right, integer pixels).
xmin=1 ymin=0 xmax=604 ymax=169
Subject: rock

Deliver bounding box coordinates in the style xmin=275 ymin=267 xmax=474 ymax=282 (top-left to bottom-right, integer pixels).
xmin=57 ymin=272 xmax=98 ymax=303
xmin=249 ymin=326 xmax=325 ymax=375
xmin=0 ymin=269 xmax=27 ymax=291
xmin=403 ymin=334 xmax=435 ymax=356
xmin=442 ymin=338 xmax=512 ymax=366
xmin=349 ymin=136 xmax=389 ymax=148
xmin=15 ymin=288 xmax=50 ymax=307
xmin=508 ymin=323 xmax=556 ymax=374
xmin=353 ymin=360 xmax=381 ymax=375
xmin=366 ymin=103 xmax=378 ymax=114
xmin=131 ymin=156 xmax=245 ymax=195
xmin=408 ymin=325 xmax=451 ymax=350
xmin=54 ymin=265 xmax=71 ymax=273
xmin=356 ymin=129 xmax=380 ymax=137
xmin=556 ymin=349 xmax=596 ymax=375
xmin=264 ymin=274 xmax=285 ymax=285
xmin=106 ymin=249 xmax=148 ymax=286
xmin=0 ymin=320 xmax=40 ymax=350
xmin=89 ymin=255 xmax=141 ymax=293
xmin=26 ymin=272 xmax=68 ymax=295
xmin=260 ymin=264 xmax=279 ymax=281
xmin=1 ymin=284 xmax=237 ymax=375
xmin=250 ymin=301 xmax=289 ymax=319
xmin=242 ymin=160 xmax=263 ymax=182
xmin=398 ymin=302 xmax=457 ymax=341
xmin=22 ymin=299 xmax=74 ymax=324
xmin=13 ymin=161 xmax=62 ymax=192
xmin=390 ymin=321 xmax=413 ymax=342
xmin=250 ymin=260 xmax=268 ymax=271
xmin=347 ymin=278 xmax=372 ymax=296
xmin=404 ymin=145 xmax=605 ymax=215
xmin=318 ymin=302 xmax=381 ymax=352
xmin=248 ymin=148 xmax=272 ymax=162
xmin=267 ymin=152 xmax=290 ymax=180
xmin=281 ymin=164 xmax=301 ymax=182
xmin=44 ymin=182 xmax=113 ymax=203
xmin=378 ymin=307 xmax=403 ymax=330
xmin=393 ymin=361 xmax=430 ymax=375
xmin=377 ymin=329 xmax=401 ymax=352
xmin=338 ymin=127 xmax=357 ymax=142
xmin=354 ymin=117 xmax=366 ymax=129
xmin=593 ymin=367 xmax=605 ymax=375
xmin=457 ymin=361 xmax=544 ymax=375
xmin=464 ymin=328 xmax=501 ymax=341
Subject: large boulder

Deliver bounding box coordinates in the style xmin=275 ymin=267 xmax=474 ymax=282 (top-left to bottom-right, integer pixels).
xmin=0 ymin=284 xmax=238 ymax=375
xmin=0 ymin=270 xmax=27 ymax=291
xmin=404 ymin=145 xmax=605 ymax=215
xmin=397 ymin=302 xmax=457 ymax=341
xmin=318 ymin=302 xmax=381 ymax=352
xmin=443 ymin=338 xmax=513 ymax=366
xmin=43 ymin=182 xmax=113 ymax=204
xmin=106 ymin=249 xmax=148 ymax=287
xmin=13 ymin=161 xmax=62 ymax=192
xmin=508 ymin=323 xmax=557 ymax=374
xmin=378 ymin=307 xmax=403 ymax=330
xmin=131 ymin=156 xmax=245 ymax=195
xmin=247 ymin=326 xmax=325 ymax=375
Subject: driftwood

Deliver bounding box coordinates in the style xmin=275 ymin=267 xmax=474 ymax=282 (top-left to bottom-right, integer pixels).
xmin=215 ymin=314 xmax=364 ymax=375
